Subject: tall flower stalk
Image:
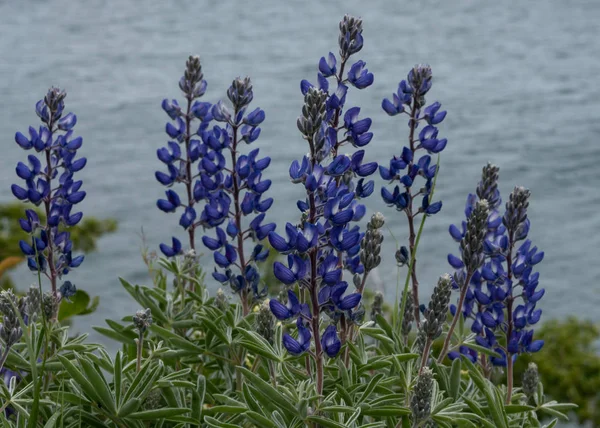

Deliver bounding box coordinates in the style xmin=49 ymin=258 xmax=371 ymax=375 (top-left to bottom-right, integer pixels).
xmin=267 ymin=14 xmax=377 ymax=396
xmin=12 ymin=88 xmax=85 ymax=316
xmin=443 ymin=166 xmax=545 ymax=403
xmin=202 ymin=77 xmax=273 ymax=316
xmin=437 ymin=199 xmax=489 ymax=362
xmin=157 ymin=57 xmax=273 ymax=313
xmin=156 ymin=55 xmax=211 ymax=259
xmin=381 ymin=65 xmax=448 ymax=328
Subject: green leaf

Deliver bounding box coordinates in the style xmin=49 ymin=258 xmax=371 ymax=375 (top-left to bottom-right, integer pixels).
xmin=462 ymin=341 xmax=502 ymax=359
xmin=204 ymin=416 xmax=240 ymax=428
xmin=238 ymin=367 xmax=297 ymax=416
xmin=305 ymin=416 xmax=346 ymax=428
xmin=361 ymin=406 xmax=410 ymax=417
xmin=117 ymin=398 xmax=142 ymax=417
xmin=449 ymin=357 xmax=462 ymax=400
xmin=244 ymin=411 xmax=276 ymax=428
xmin=201 ymin=317 xmax=231 ymax=344
xmin=127 ymin=408 xmax=189 ymax=420
xmin=113 ymin=351 xmax=123 ymax=407
xmin=192 ymin=375 xmax=206 ymax=422
xmin=57 ymin=355 xmax=103 ymax=405
xmin=78 ymin=356 xmax=116 ymax=414
xmin=57 ymin=290 xmax=100 ymax=321
xmin=504 ymin=404 xmax=535 ymax=414
xmin=236 ymin=328 xmax=281 ymax=361
xmin=357 ymin=373 xmax=384 ymax=404
xmin=42 ymin=412 xmax=60 ymax=428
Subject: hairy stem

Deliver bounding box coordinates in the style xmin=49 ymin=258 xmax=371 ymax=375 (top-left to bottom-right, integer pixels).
xmin=437 ymin=272 xmax=473 ymax=363
xmin=136 ymin=332 xmax=144 ymax=372
xmin=406 ymin=98 xmax=421 ymax=327
xmin=419 ymin=339 xmax=432 ymax=373
xmin=505 ymin=237 xmax=515 ymax=404
xmin=184 ymin=95 xmax=196 ymax=253
xmin=230 ymin=122 xmax=250 ymax=316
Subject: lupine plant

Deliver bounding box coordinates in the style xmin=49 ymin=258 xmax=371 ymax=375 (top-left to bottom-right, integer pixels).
xmin=156 ymin=56 xmax=273 ymax=315
xmin=11 ymin=88 xmax=85 ymax=314
xmin=0 ymin=14 xmax=577 ymax=428
xmin=441 ymin=164 xmax=546 ymax=403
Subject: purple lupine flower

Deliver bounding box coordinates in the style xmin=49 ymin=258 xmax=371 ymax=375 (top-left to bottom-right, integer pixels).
xmin=194 ymin=76 xmax=275 ymax=311
xmin=156 ymin=56 xmax=211 ymax=257
xmin=446 ymin=165 xmax=545 ymax=379
xmin=270 ymin=16 xmax=377 ymax=375
xmin=321 ymin=325 xmax=342 ymax=357
xmin=380 ymin=63 xmax=449 ymax=334
xmin=12 ymin=87 xmax=86 ymax=302
xmin=282 ymin=318 xmax=312 ymax=356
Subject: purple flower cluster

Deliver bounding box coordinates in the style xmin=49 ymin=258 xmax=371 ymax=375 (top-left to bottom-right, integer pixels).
xmin=380 ymin=64 xmax=447 ymax=215
xmin=155 ymin=57 xmax=273 ymax=311
xmin=11 ymin=88 xmax=85 ymax=297
xmin=202 ymin=77 xmax=274 ymax=310
xmin=268 ymin=15 xmax=376 ymax=359
xmin=380 ymin=64 xmax=448 ymax=324
xmin=447 ymin=165 xmax=545 ymax=366
xmin=156 ymin=56 xmax=212 ymax=257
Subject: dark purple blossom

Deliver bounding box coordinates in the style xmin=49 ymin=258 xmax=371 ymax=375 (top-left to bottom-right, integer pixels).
xmin=12 ymin=87 xmax=87 ymax=302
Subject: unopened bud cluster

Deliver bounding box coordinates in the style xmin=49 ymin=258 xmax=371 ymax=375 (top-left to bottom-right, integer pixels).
xmin=297 ymin=88 xmax=328 ymax=141
xmin=522 ymin=362 xmax=539 ymax=398
xmin=370 ymin=292 xmax=383 ymax=321
xmin=460 ymin=200 xmax=489 ymax=275
xmin=44 ymin=86 xmax=67 ymax=115
xmin=42 ymin=292 xmax=59 ymax=322
xmin=179 ymin=55 xmax=205 ymax=97
xmin=338 ymin=15 xmax=363 ymax=60
xmin=422 ymin=274 xmax=452 ymax=341
xmin=476 ymin=163 xmax=501 ymax=209
xmin=401 ymin=291 xmax=414 ymax=341
xmin=214 ymin=288 xmax=229 ymax=312
xmin=25 ymin=286 xmax=41 ymax=322
xmin=227 ymin=77 xmax=254 ymax=110
xmin=256 ymin=300 xmax=275 ymax=344
xmin=133 ymin=308 xmax=153 ymax=334
xmin=503 ymin=186 xmax=530 ymax=238
xmin=411 ymin=367 xmax=434 ymax=424
xmin=360 ymin=213 xmax=384 ymax=272
xmin=0 ymin=291 xmax=23 ymax=348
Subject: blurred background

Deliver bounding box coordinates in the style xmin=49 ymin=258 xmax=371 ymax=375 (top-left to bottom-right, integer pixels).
xmin=1 ymin=0 xmax=599 ymax=425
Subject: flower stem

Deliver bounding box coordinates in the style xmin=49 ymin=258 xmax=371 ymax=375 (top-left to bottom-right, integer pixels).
xmin=184 ymin=94 xmax=196 ymax=253
xmin=406 ymin=98 xmax=421 ymax=327
xmin=505 ymin=237 xmax=515 ymax=404
xmin=230 ymin=122 xmax=250 ymax=316
xmin=136 ymin=331 xmax=144 ymax=372
xmin=437 ymin=272 xmax=472 ymax=363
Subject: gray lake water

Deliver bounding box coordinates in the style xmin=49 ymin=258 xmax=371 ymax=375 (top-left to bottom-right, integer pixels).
xmin=1 ymin=0 xmax=599 ymax=347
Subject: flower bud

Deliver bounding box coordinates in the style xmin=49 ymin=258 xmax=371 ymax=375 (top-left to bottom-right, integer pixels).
xmin=411 ymin=367 xmax=434 ymax=424
xmin=522 ymin=362 xmax=539 ymax=398
xmin=133 ymin=308 xmax=153 ymax=334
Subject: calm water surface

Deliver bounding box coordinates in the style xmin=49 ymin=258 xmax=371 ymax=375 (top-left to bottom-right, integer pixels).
xmin=1 ymin=0 xmax=599 ymax=347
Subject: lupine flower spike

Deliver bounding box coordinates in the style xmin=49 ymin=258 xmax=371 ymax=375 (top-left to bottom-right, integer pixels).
xmin=418 ymin=274 xmax=452 ymax=372
xmin=381 ymin=64 xmax=448 ymax=328
xmin=156 ymin=56 xmax=210 ymax=258
xmin=444 ymin=165 xmax=545 ymax=403
xmin=12 ymin=87 xmax=85 ymax=317
xmin=437 ymin=199 xmax=489 ymax=362
xmin=201 ymin=77 xmax=274 ymax=315
xmin=269 ymin=14 xmax=377 ymax=396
